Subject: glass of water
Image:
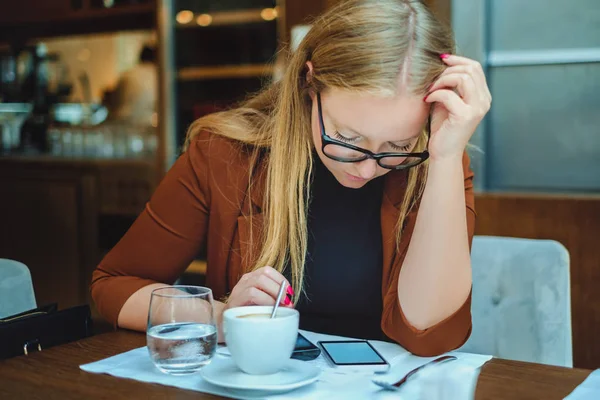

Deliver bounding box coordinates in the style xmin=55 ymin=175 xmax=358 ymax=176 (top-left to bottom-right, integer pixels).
xmin=147 ymin=286 xmax=217 ymax=375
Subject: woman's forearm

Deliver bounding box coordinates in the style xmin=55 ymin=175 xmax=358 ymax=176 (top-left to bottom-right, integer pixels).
xmin=397 ymin=156 xmax=472 ymax=330
xmin=117 ymin=284 xmax=227 ymax=341
xmin=117 ymin=283 xmax=169 ymax=331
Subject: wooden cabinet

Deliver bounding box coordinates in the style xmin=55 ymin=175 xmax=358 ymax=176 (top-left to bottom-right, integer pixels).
xmin=0 ymin=0 xmax=73 ymax=25
xmin=0 ymin=161 xmax=98 ymax=310
xmin=0 ymin=0 xmax=155 ymax=24
xmin=0 ymin=156 xmax=155 ymax=314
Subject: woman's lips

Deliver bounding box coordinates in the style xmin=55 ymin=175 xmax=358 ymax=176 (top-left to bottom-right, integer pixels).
xmin=345 ymin=172 xmax=367 ymax=182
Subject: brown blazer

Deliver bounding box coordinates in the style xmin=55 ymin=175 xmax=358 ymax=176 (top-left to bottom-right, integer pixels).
xmin=91 ymin=131 xmax=476 ymax=356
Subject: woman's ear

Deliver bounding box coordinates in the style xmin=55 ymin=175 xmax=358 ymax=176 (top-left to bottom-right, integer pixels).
xmin=305 ymin=61 xmax=314 ymax=82
xmin=305 ymin=61 xmax=315 ymax=99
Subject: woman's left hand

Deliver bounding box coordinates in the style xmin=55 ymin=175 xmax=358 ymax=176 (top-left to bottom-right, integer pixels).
xmin=425 ymin=54 xmax=492 ymax=161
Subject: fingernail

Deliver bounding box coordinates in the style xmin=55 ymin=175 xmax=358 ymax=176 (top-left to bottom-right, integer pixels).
xmin=287 ymin=285 xmax=294 ymax=296
xmin=284 ymin=297 xmax=292 ymax=306
xmin=440 ymin=53 xmax=450 ymax=59
xmin=423 ymin=94 xmax=429 ymax=102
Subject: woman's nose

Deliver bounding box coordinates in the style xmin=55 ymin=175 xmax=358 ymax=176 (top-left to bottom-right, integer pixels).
xmin=355 ymin=158 xmax=378 ymax=179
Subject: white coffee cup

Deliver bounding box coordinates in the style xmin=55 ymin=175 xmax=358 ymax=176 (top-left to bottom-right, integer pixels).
xmin=223 ymin=306 xmax=299 ymax=375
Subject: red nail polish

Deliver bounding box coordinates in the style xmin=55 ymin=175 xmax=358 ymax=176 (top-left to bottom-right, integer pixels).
xmin=284 ymin=297 xmax=292 ymax=306
xmin=287 ymin=285 xmax=294 ymax=296
xmin=440 ymin=53 xmax=450 ymax=59
xmin=423 ymin=95 xmax=429 ymax=102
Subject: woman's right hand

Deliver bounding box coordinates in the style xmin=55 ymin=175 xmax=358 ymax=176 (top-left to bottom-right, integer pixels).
xmin=225 ymin=266 xmax=294 ymax=310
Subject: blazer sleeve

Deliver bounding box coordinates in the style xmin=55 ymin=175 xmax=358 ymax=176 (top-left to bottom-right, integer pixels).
xmin=381 ymin=151 xmax=476 ymax=356
xmin=91 ymin=137 xmax=212 ymax=327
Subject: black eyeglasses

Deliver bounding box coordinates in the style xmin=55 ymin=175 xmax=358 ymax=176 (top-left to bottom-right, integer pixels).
xmin=317 ymin=92 xmax=430 ymax=170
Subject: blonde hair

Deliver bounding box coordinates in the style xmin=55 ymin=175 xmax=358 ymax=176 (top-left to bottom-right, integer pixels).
xmin=184 ymin=0 xmax=455 ymax=301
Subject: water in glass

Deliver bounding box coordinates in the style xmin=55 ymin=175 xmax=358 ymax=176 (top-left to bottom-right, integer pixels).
xmin=147 ymin=286 xmax=217 ymax=375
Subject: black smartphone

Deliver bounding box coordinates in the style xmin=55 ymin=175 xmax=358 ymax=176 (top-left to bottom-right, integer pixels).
xmin=318 ymin=340 xmax=390 ymax=372
xmin=291 ymin=332 xmax=321 ymax=361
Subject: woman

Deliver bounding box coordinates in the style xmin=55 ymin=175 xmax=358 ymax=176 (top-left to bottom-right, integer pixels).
xmin=92 ymin=0 xmax=490 ymax=357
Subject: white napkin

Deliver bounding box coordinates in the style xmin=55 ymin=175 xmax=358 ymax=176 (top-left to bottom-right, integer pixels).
xmin=564 ymin=370 xmax=600 ymax=400
xmin=81 ymin=329 xmax=491 ymax=400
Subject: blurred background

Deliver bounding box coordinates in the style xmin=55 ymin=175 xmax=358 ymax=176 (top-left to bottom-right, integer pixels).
xmin=0 ymin=0 xmax=598 ymax=368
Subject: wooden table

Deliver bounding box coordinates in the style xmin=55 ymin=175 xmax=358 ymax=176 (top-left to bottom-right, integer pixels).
xmin=0 ymin=331 xmax=591 ymax=399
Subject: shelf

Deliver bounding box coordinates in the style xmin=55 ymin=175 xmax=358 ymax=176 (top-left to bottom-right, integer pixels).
xmin=177 ymin=64 xmax=275 ymax=81
xmin=176 ymin=8 xmax=278 ymax=28
xmin=0 ymin=153 xmax=156 ymax=168
xmin=0 ymin=2 xmax=155 ymax=25
xmin=67 ymin=3 xmax=156 ymax=21
xmin=0 ymin=2 xmax=156 ymax=40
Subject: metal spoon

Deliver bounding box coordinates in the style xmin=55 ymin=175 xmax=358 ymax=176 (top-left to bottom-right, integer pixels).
xmin=271 ymin=281 xmax=288 ymax=318
xmin=373 ymin=355 xmax=458 ymax=391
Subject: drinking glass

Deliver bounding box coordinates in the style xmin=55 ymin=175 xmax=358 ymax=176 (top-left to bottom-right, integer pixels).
xmin=147 ymin=286 xmax=217 ymax=375
xmin=71 ymin=129 xmax=84 ymax=157
xmin=47 ymin=127 xmax=62 ymax=155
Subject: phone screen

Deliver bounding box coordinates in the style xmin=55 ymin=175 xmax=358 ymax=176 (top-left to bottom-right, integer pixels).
xmin=320 ymin=341 xmax=387 ymax=365
xmin=295 ymin=333 xmax=317 ymax=351
xmin=292 ymin=333 xmax=321 ymax=361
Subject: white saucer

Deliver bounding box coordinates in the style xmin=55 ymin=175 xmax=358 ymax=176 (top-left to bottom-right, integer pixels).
xmin=200 ymin=357 xmax=321 ymax=393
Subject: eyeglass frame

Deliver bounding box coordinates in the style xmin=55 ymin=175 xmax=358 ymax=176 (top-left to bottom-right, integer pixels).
xmin=316 ymin=92 xmax=431 ymax=170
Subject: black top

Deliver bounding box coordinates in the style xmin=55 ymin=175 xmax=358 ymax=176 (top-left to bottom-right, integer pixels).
xmin=293 ymin=156 xmax=387 ymax=340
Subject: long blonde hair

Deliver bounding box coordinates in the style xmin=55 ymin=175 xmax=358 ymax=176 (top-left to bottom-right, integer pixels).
xmin=184 ymin=0 xmax=455 ymax=300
